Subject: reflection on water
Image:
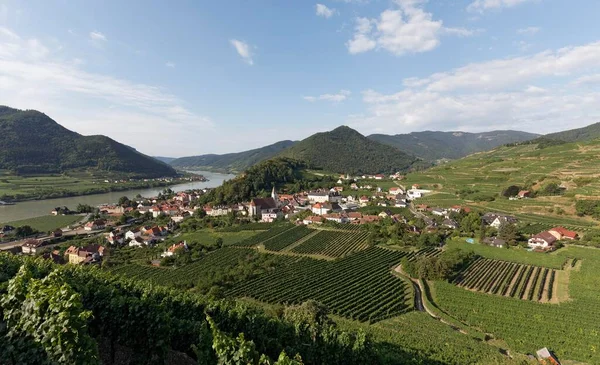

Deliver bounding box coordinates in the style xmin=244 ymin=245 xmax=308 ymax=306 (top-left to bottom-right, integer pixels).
xmin=0 ymin=170 xmax=235 ymax=222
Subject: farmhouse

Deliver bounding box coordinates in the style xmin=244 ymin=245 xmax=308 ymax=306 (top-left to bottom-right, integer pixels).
xmin=431 ymin=208 xmax=447 ymax=217
xmin=518 ymin=190 xmax=531 ymax=199
xmin=482 ymin=237 xmax=506 ymax=248
xmin=490 ymin=215 xmax=518 ymax=228
xmin=548 ymin=226 xmax=578 ymax=240
xmin=21 ymin=239 xmax=44 ymax=255
xmin=389 ymin=187 xmax=403 ymax=195
xmin=161 ymin=242 xmax=187 ymax=257
xmin=442 ymin=219 xmax=459 ymax=229
xmin=303 ymin=216 xmax=325 ymax=225
xmin=65 ymin=244 xmax=105 ymax=265
xmin=528 ymin=232 xmax=557 ymax=250
xmin=84 ymin=219 xmax=106 ymax=231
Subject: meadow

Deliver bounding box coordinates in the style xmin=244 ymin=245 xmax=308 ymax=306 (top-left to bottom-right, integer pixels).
xmin=4 ymin=214 xmax=82 ymax=232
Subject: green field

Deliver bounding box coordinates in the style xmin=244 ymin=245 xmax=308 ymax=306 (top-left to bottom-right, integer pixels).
xmin=167 ymin=229 xmax=261 ymax=247
xmin=403 ymin=139 xmax=600 ymax=228
xmin=433 ymin=243 xmax=600 ymax=363
xmin=0 ymin=171 xmax=173 ymax=202
xmin=4 ymin=214 xmax=82 ymax=232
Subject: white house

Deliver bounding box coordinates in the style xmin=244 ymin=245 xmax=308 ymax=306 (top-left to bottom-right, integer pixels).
xmin=528 ymin=232 xmax=557 ymax=250
xmin=312 ymin=203 xmax=330 ymax=215
xmin=84 ymin=219 xmax=106 ymax=231
xmin=125 ymin=229 xmax=141 ymax=241
xmin=431 ymin=208 xmax=447 ymax=217
xmin=490 ymin=215 xmax=518 ymax=229
xmin=21 ymin=239 xmax=43 ymax=255
xmin=262 ymin=209 xmax=283 ymax=223
xmin=389 ymin=187 xmax=403 ymax=195
xmin=308 ymin=191 xmax=330 ymax=203
xmin=129 ymin=236 xmax=146 ymax=247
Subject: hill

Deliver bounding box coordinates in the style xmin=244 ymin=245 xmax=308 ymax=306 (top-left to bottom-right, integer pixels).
xmin=276 ymin=126 xmax=423 ymax=175
xmin=153 ymin=156 xmax=176 ymax=164
xmin=539 ymin=121 xmax=600 ymax=143
xmin=401 ymin=136 xmax=600 ymax=227
xmin=368 ymin=130 xmax=539 ymax=161
xmin=170 ymin=140 xmax=297 ymax=173
xmin=0 ymin=106 xmax=176 ymax=178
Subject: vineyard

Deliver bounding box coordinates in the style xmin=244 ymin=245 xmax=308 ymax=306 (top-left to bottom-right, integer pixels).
xmin=263 ymin=225 xmax=314 ymax=251
xmin=108 ymin=248 xmax=301 ymax=288
xmin=290 ymin=229 xmax=370 ymax=258
xmin=227 ymin=247 xmax=440 ymax=323
xmin=454 ymin=258 xmax=558 ymax=302
xmin=232 ymin=224 xmax=294 ymax=247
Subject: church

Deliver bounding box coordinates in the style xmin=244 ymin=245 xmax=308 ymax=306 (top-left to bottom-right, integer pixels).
xmin=249 ymin=187 xmax=283 ymax=222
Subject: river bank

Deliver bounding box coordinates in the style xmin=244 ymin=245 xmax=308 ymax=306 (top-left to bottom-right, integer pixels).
xmin=0 ymin=170 xmax=235 ymax=222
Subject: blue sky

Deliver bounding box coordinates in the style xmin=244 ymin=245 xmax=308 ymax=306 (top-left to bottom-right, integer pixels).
xmin=1 ymin=0 xmax=600 ymax=156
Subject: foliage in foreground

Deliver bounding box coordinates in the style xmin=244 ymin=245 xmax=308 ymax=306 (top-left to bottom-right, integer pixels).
xmin=0 ymin=254 xmax=375 ymax=365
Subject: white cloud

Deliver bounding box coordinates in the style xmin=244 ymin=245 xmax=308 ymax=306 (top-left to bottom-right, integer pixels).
xmin=517 ymin=26 xmax=540 ymax=35
xmin=316 ymin=4 xmax=337 ymax=18
xmin=0 ymin=27 xmax=214 ymax=156
xmin=165 ymin=61 xmax=175 ymax=68
xmin=89 ymin=31 xmax=107 ymax=41
xmin=347 ymin=0 xmax=476 ymax=56
xmin=304 ymin=90 xmax=351 ymax=103
xmin=350 ymin=41 xmax=600 ymax=135
xmin=230 ymin=39 xmax=254 ymax=65
xmin=467 ymin=0 xmax=538 ymax=13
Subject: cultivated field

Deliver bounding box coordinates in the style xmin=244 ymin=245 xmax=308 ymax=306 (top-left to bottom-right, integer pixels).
xmin=403 ymin=139 xmax=600 ymax=227
xmin=4 ymin=214 xmax=82 ymax=231
xmin=454 ymin=258 xmax=559 ymax=302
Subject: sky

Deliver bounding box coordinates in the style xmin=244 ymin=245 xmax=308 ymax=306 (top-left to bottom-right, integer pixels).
xmin=1 ymin=0 xmax=600 ymax=157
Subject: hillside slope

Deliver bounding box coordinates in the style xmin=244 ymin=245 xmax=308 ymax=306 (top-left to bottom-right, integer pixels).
xmin=540 ymin=121 xmax=600 ymax=143
xmin=0 ymin=106 xmax=176 ymax=177
xmin=276 ymin=126 xmax=424 ymax=174
xmin=368 ymin=130 xmax=539 ymax=161
xmin=402 ymin=137 xmax=600 ymax=225
xmin=170 ymin=140 xmax=297 ymax=173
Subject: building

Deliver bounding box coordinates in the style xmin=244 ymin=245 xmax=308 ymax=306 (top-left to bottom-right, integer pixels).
xmin=21 ymin=239 xmax=44 ymax=255
xmin=161 ymin=242 xmax=187 ymax=257
xmin=84 ymin=219 xmax=106 ymax=231
xmin=262 ymin=209 xmax=283 ymax=223
xmin=536 ymin=348 xmax=560 ymax=365
xmin=442 ymin=219 xmax=459 ymax=229
xmin=528 ymin=232 xmax=557 ymax=250
xmin=490 ymin=215 xmax=518 ymax=228
xmin=389 ymin=187 xmax=403 ymax=195
xmin=482 ymin=237 xmax=506 ymax=248
xmin=307 ymin=191 xmax=330 ymax=203
xmin=431 ymin=208 xmax=447 ymax=217
xmin=65 ymin=245 xmax=105 ymax=264
xmin=303 ymin=216 xmax=325 ymax=225
xmin=548 ymin=226 xmax=578 ymax=240
xmin=125 ymin=229 xmax=141 ymax=241
xmin=250 ymin=188 xmax=280 ymax=216
xmin=518 ymin=190 xmax=531 ymax=199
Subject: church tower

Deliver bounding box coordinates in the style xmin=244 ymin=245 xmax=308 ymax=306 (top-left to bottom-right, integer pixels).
xmin=271 ymin=186 xmax=280 ymax=207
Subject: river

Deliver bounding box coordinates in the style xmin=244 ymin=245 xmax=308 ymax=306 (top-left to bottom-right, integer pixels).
xmin=0 ymin=171 xmax=236 ymax=223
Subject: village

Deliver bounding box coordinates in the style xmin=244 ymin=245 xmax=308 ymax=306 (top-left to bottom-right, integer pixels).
xmin=9 ymin=171 xmax=579 ymax=269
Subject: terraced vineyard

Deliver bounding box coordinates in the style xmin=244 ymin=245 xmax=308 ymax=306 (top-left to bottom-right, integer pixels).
xmin=108 ymin=248 xmax=301 ymax=287
xmin=232 ymin=224 xmax=294 ymax=247
xmin=227 ymin=247 xmax=440 ymax=323
xmin=454 ymin=258 xmax=557 ymax=302
xmin=263 ymin=225 xmax=314 ymax=251
xmin=290 ymin=229 xmax=370 ymax=258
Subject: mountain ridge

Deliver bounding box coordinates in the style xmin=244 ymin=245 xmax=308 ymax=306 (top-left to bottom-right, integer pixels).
xmin=275 ymin=125 xmax=425 ymax=174
xmin=169 ymin=140 xmax=298 ymax=173
xmin=367 ymin=130 xmax=540 ymax=161
xmin=0 ymin=106 xmax=177 ymax=178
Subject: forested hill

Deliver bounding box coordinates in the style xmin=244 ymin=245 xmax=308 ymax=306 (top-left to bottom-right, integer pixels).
xmin=368 ymin=130 xmax=539 ymax=162
xmin=169 ymin=140 xmax=297 ymax=173
xmin=276 ymin=126 xmax=424 ymax=175
xmin=0 ymin=106 xmax=177 ymax=178
xmin=539 ymin=121 xmax=600 ymax=143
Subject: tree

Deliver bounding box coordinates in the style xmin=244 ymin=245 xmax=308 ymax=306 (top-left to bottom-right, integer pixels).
xmin=502 ymin=185 xmax=521 ymax=198
xmin=498 ymin=222 xmax=518 ymax=245
xmin=15 ymin=225 xmax=36 ymax=238
xmin=216 ymin=237 xmax=224 ymax=249
xmin=460 ymin=213 xmax=481 ymax=235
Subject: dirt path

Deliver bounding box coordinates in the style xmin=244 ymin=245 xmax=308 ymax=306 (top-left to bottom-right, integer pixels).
xmin=282 ymin=230 xmax=320 ymax=252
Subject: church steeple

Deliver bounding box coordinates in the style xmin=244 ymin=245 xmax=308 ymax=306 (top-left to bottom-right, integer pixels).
xmin=271 ymin=186 xmax=278 ymax=201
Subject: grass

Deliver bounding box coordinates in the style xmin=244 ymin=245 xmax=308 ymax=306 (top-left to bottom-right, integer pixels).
xmin=4 ymin=214 xmax=82 ymax=232
xmin=404 ymin=138 xmax=600 ymax=225
xmin=446 ymin=238 xmax=568 ymax=269
xmin=166 ymin=229 xmax=260 ymax=247
xmin=431 ymin=245 xmax=600 ymax=363
xmin=0 ymin=171 xmax=173 ymax=202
